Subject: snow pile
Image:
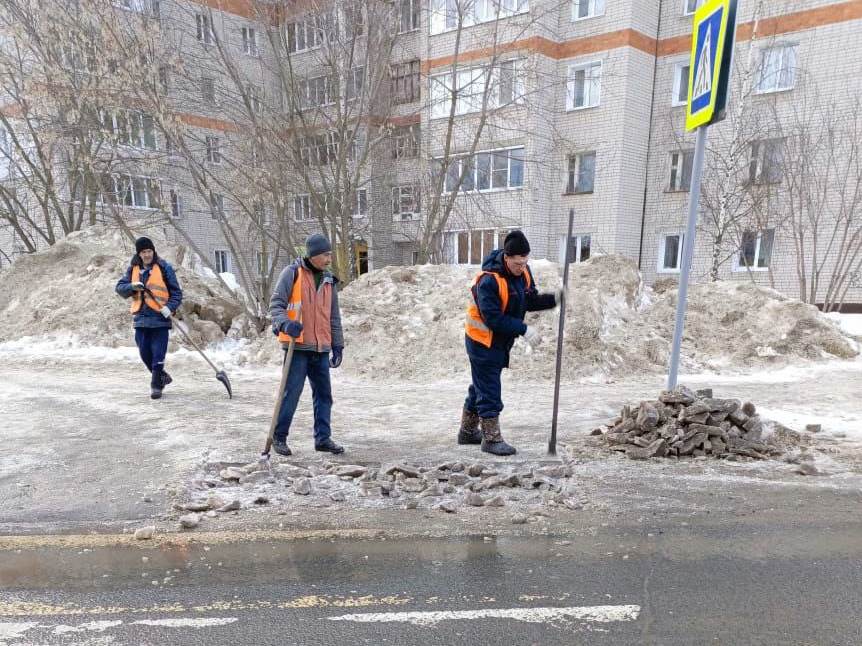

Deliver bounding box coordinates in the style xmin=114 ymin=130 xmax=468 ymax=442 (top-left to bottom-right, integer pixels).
xmin=331 ymin=255 xmax=856 ymax=381
xmin=0 ymin=226 xmax=244 ymax=349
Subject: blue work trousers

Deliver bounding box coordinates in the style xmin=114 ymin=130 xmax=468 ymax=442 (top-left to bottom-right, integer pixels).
xmin=274 ymin=349 xmax=333 ymax=445
xmin=135 ymin=327 xmax=170 ymax=387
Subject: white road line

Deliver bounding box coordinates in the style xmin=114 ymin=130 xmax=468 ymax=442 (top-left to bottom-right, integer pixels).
xmin=53 ymin=620 xmax=123 ymax=634
xmin=327 ymin=604 xmax=641 ymax=627
xmin=0 ymin=622 xmax=39 ymax=639
xmin=131 ymin=618 xmax=238 ymax=628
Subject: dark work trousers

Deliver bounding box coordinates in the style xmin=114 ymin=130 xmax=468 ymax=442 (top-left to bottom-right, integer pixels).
xmin=135 ymin=327 xmax=170 ymax=387
xmin=464 ymin=355 xmax=505 ymax=419
xmin=274 ymin=349 xmax=333 ymax=445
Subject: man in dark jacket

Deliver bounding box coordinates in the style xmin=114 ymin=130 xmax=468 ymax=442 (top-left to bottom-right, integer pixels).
xmin=269 ymin=233 xmax=345 ymax=456
xmin=460 ymin=230 xmax=561 ymax=455
xmin=115 ymin=236 xmax=183 ymax=399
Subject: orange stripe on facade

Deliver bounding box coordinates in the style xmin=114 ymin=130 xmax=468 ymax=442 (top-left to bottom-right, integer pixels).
xmin=427 ymin=1 xmax=862 ymax=67
xmin=177 ymin=112 xmax=239 ymax=133
xmin=661 ymin=0 xmax=862 ymax=56
xmin=191 ymin=0 xmax=257 ymax=20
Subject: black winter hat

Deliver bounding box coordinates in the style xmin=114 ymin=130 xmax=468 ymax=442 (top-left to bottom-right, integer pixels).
xmin=305 ymin=233 xmax=332 ymax=257
xmin=503 ymin=230 xmax=531 ymax=256
xmin=135 ymin=236 xmax=156 ymax=254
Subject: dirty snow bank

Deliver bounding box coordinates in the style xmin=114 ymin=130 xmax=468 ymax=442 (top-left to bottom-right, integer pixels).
xmin=0 ymin=226 xmax=243 ymax=349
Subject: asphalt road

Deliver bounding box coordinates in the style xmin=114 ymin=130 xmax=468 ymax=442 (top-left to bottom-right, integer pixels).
xmin=2 ymin=517 xmax=861 ymax=645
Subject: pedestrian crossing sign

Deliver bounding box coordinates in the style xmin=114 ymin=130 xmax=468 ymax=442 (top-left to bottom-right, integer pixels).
xmin=685 ymin=0 xmax=736 ymax=131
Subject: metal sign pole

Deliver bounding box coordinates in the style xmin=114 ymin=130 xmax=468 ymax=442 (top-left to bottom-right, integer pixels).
xmin=666 ymin=125 xmax=709 ymax=390
xmin=549 ymin=208 xmax=575 ymax=456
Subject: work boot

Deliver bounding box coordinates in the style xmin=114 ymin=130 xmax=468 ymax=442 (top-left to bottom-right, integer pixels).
xmin=315 ymin=438 xmax=345 ymax=455
xmin=150 ymin=368 xmax=163 ymax=400
xmin=457 ymin=409 xmax=482 ymax=445
xmin=480 ymin=417 xmax=516 ymax=456
xmin=161 ymin=371 xmax=173 ymax=388
xmin=272 ymin=439 xmax=292 ymax=456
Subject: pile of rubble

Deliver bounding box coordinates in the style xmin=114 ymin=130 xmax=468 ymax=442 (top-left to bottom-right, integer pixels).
xmin=164 ymin=458 xmax=588 ymax=530
xmin=596 ymin=386 xmax=785 ymax=461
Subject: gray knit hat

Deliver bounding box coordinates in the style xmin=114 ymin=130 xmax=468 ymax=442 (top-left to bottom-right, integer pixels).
xmin=305 ymin=233 xmax=332 ymax=257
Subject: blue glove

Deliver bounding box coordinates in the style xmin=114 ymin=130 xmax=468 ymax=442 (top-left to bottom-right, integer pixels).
xmin=280 ymin=320 xmax=303 ymax=338
xmin=329 ymin=346 xmax=343 ymax=368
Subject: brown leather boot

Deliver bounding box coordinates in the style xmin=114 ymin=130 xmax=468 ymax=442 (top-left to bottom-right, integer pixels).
xmin=457 ymin=409 xmax=481 ymax=445
xmin=480 ymin=417 xmax=516 ymax=456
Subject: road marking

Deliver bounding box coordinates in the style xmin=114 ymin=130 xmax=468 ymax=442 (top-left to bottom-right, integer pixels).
xmin=131 ymin=618 xmax=238 ymax=628
xmin=327 ymin=604 xmax=641 ymax=627
xmin=53 ymin=620 xmax=123 ymax=634
xmin=0 ymin=622 xmax=38 ymax=639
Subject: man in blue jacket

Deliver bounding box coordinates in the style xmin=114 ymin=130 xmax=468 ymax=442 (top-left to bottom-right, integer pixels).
xmin=461 ymin=230 xmax=561 ymax=455
xmin=115 ymin=237 xmax=183 ymax=399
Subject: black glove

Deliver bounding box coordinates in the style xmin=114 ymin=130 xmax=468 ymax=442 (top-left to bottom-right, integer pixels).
xmin=280 ymin=320 xmax=303 ymax=338
xmin=329 ymin=346 xmax=343 ymax=368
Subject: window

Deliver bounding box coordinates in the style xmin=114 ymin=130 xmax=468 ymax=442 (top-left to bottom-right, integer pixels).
xmin=572 ymin=0 xmax=604 ymax=21
xmin=205 ymin=136 xmax=221 ymax=164
xmin=683 ymin=0 xmax=704 ymax=15
xmin=294 ymin=194 xmax=312 ymax=221
xmin=286 ymin=12 xmax=335 ymax=53
xmin=100 ymin=110 xmax=157 ymax=150
xmin=430 ymin=60 xmax=524 ymax=119
xmin=214 ymin=250 xmax=230 ymax=274
xmin=350 ymin=189 xmax=368 ymax=217
xmin=429 ymin=0 xmax=530 ymax=35
xmin=391 ymin=60 xmax=421 ymax=104
xmin=391 ymin=124 xmax=419 ymax=159
xmin=299 ymin=132 xmax=350 ymax=166
xmin=201 ymin=77 xmax=216 ymax=104
xmin=392 ymin=185 xmax=420 ymax=219
xmin=566 ymin=61 xmax=601 ymax=110
xmin=672 ymin=62 xmax=690 ymax=106
xmin=343 ymin=3 xmax=365 ymax=38
xmin=566 ymin=151 xmax=596 ymax=194
xmin=397 ymin=0 xmax=420 ymax=32
xmin=209 ymin=191 xmax=225 ymax=218
xmin=749 ymin=138 xmax=783 ymax=184
xmin=113 ymin=0 xmax=159 ymax=16
xmin=441 ymin=147 xmax=524 ymax=193
xmin=346 ymin=67 xmax=365 ymax=101
xmin=669 ymin=150 xmax=694 ymax=191
xmin=567 ymin=234 xmax=591 ymax=263
xmin=736 ymin=229 xmax=775 ymax=271
xmin=247 ymin=83 xmax=263 ymax=114
xmin=169 ymin=189 xmax=182 ymax=218
xmin=196 ymin=13 xmax=214 ymax=45
xmin=658 ymin=233 xmax=684 ymax=272
xmin=756 ymin=45 xmax=797 ymax=93
xmin=256 ymin=251 xmax=272 ymax=276
xmin=443 ymin=228 xmax=514 ymax=264
xmin=241 ymin=27 xmax=259 ymax=56
xmin=116 ymin=175 xmax=161 ymax=209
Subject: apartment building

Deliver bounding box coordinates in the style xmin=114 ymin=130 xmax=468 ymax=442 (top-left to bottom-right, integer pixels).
xmin=1 ymin=0 xmax=860 ymax=309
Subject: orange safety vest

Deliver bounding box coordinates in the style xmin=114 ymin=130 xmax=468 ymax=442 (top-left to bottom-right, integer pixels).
xmin=130 ymin=263 xmax=169 ymax=314
xmin=464 ymin=269 xmax=532 ymax=348
xmin=277 ymin=265 xmax=305 ymax=344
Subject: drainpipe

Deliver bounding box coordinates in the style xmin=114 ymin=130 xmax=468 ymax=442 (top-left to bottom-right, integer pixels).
xmin=637 ymin=0 xmax=664 ymax=271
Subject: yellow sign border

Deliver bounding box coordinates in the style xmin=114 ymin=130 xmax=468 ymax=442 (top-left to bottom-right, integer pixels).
xmin=685 ymin=0 xmax=731 ymax=131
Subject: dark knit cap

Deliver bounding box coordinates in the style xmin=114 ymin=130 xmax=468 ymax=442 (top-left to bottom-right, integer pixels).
xmin=305 ymin=233 xmax=332 ymax=257
xmin=135 ymin=236 xmax=155 ymax=254
xmin=503 ymin=230 xmax=530 ymax=256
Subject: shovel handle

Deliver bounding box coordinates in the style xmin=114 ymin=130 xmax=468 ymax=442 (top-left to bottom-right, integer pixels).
xmin=262 ymin=338 xmax=295 ymax=457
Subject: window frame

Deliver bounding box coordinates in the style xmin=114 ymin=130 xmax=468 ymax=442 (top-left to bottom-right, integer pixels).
xmin=205 ymin=136 xmax=222 ymax=164
xmin=748 ymin=138 xmax=784 ymax=185
xmin=682 ymin=0 xmax=703 ymax=16
xmin=196 ymin=13 xmax=215 ymax=45
xmin=571 ymin=0 xmax=605 ymax=22
xmin=668 ymin=149 xmax=694 ymax=192
xmin=294 ymin=194 xmax=313 ymax=221
xmin=566 ymin=151 xmax=596 ymax=194
xmin=672 ymin=60 xmax=690 ymax=107
xmin=392 ymin=185 xmax=421 ymax=220
xmin=566 ymin=60 xmax=602 ymax=111
xmin=214 ymin=249 xmax=231 ymax=274
xmin=733 ymin=229 xmax=775 ymax=272
xmin=658 ymin=232 xmax=685 ymax=273
xmin=755 ymin=44 xmax=798 ymax=94
xmin=391 ymin=123 xmax=420 ymax=160
xmin=241 ymin=26 xmax=259 ymax=56
xmin=439 ymin=146 xmax=525 ymax=194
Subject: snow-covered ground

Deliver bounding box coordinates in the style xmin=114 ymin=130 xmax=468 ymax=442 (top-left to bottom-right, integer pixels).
xmin=2 ymin=340 xmax=861 ymax=535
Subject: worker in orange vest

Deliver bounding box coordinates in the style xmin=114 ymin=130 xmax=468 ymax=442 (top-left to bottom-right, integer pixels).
xmin=269 ymin=234 xmax=345 ymax=456
xmin=115 ymin=237 xmax=183 ymax=399
xmin=461 ymin=231 xmax=562 ymax=455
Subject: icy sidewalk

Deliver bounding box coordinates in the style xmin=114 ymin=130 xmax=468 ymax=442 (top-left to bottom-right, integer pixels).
xmin=1 ymin=349 xmax=860 ymax=536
